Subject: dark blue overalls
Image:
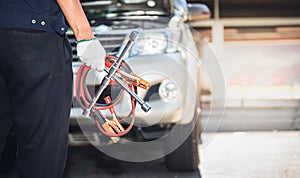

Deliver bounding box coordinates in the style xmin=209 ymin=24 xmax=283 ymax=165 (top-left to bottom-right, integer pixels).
xmin=0 ymin=1 xmax=73 ymax=177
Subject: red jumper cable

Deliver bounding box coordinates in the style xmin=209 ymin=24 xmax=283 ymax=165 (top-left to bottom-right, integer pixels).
xmin=75 ymin=30 xmax=151 ymax=143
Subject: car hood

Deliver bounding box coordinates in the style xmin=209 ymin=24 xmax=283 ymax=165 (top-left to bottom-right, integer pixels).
xmin=90 ymin=18 xmax=169 ymax=30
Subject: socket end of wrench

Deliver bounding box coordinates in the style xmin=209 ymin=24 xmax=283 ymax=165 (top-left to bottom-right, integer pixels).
xmin=129 ymin=30 xmax=140 ymax=41
xmin=141 ymin=102 xmax=151 ymax=112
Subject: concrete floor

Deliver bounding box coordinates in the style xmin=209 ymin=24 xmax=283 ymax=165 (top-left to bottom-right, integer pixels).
xmin=200 ymin=131 xmax=300 ymax=178
xmin=1 ymin=131 xmax=300 ymax=178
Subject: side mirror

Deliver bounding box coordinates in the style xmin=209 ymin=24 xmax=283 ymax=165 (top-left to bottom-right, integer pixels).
xmin=187 ymin=4 xmax=211 ymax=22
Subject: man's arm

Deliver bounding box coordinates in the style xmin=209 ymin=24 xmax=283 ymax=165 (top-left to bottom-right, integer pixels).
xmin=56 ymin=0 xmax=106 ymax=71
xmin=56 ymin=0 xmax=93 ymax=41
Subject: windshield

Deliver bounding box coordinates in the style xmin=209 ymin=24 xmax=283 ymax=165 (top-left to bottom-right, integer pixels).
xmin=81 ymin=0 xmax=172 ymax=18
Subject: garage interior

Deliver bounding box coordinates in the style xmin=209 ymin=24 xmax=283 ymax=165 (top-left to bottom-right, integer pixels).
xmin=190 ymin=0 xmax=300 ymax=177
xmin=189 ymin=0 xmax=300 ymax=131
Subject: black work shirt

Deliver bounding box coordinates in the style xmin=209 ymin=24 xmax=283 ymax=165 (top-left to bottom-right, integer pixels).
xmin=0 ymin=0 xmax=68 ymax=35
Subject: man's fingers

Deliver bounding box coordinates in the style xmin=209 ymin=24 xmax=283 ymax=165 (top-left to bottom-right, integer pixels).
xmin=89 ymin=62 xmax=104 ymax=72
xmin=85 ymin=61 xmax=92 ymax=66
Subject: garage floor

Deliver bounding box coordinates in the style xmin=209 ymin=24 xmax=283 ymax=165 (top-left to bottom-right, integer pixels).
xmin=1 ymin=131 xmax=300 ymax=178
xmin=201 ymin=131 xmax=300 ymax=178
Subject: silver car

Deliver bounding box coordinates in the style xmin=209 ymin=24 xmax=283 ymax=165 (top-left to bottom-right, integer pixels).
xmin=68 ymin=0 xmax=210 ymax=172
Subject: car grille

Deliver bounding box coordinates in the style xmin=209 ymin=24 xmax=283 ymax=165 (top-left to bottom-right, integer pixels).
xmin=67 ymin=32 xmax=127 ymax=61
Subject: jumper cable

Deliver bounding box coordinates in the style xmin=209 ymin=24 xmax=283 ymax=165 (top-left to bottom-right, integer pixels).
xmin=75 ymin=30 xmax=151 ymax=143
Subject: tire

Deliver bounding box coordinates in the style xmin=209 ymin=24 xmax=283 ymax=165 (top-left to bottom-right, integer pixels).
xmin=165 ymin=116 xmax=200 ymax=172
xmin=0 ymin=134 xmax=17 ymax=174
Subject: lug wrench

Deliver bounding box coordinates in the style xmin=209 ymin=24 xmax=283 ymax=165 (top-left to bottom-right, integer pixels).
xmin=83 ymin=30 xmax=151 ymax=117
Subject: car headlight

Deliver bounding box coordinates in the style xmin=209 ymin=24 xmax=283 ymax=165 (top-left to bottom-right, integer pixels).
xmin=130 ymin=31 xmax=168 ymax=57
xmin=159 ymin=80 xmax=179 ymax=101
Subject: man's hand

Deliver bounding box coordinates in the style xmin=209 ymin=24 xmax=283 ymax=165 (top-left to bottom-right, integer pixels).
xmin=77 ymin=39 xmax=106 ymax=71
xmin=56 ymin=0 xmax=106 ymax=71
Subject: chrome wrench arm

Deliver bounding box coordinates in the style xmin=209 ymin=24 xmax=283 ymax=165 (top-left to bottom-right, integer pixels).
xmin=82 ymin=30 xmax=140 ymax=117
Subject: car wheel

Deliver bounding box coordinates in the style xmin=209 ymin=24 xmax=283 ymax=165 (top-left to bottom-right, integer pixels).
xmin=165 ymin=115 xmax=200 ymax=172
xmin=0 ymin=134 xmax=17 ymax=173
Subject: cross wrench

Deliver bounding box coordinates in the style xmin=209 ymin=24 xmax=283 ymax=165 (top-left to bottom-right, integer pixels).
xmin=82 ymin=30 xmax=151 ymax=117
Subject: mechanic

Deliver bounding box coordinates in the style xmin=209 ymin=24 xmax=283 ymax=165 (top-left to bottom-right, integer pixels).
xmin=0 ymin=0 xmax=105 ymax=177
